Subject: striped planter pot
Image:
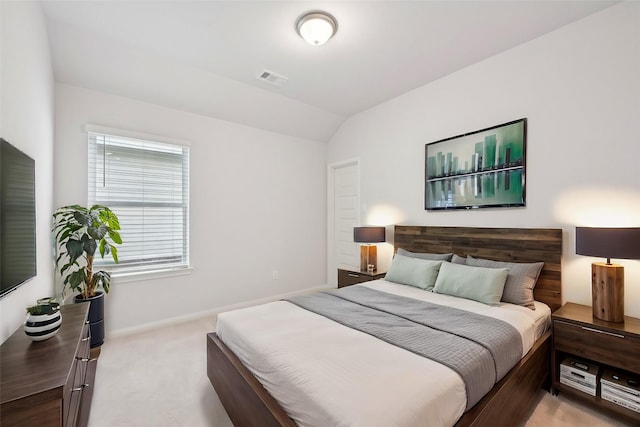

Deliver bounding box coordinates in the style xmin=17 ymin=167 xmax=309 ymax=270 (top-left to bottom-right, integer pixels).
xmin=24 ymin=310 xmax=62 ymax=341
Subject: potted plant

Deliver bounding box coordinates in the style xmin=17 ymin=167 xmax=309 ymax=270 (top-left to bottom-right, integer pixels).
xmin=24 ymin=300 xmax=62 ymax=341
xmin=53 ymin=204 xmax=122 ymax=347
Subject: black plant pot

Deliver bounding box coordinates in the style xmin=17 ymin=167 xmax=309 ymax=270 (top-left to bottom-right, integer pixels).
xmin=74 ymin=291 xmax=105 ymax=348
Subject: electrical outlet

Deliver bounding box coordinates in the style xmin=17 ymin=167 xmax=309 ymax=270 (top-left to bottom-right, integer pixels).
xmin=272 ymin=270 xmax=279 ymax=280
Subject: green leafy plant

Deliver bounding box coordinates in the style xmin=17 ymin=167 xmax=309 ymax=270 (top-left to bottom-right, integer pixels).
xmin=53 ymin=205 xmax=122 ymax=299
xmin=26 ymin=302 xmax=60 ymax=315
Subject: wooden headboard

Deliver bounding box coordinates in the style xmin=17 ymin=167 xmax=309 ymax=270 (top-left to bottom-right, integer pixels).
xmin=394 ymin=226 xmax=562 ymax=311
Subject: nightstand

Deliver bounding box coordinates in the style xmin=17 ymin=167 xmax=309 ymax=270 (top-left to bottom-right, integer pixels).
xmin=337 ymin=268 xmax=386 ymax=288
xmin=551 ymin=302 xmax=640 ymax=422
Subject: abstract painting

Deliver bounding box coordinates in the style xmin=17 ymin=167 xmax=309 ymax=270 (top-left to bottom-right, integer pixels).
xmin=425 ymin=118 xmax=527 ymax=210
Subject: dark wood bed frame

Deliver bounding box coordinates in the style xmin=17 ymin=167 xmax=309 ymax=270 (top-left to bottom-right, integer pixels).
xmin=207 ymin=226 xmax=562 ymax=427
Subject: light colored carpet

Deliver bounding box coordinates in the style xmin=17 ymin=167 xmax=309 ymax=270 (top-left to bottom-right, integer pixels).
xmin=89 ymin=316 xmax=634 ymax=427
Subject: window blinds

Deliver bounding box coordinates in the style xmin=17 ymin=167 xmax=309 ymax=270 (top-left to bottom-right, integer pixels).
xmin=88 ymin=131 xmax=190 ymax=274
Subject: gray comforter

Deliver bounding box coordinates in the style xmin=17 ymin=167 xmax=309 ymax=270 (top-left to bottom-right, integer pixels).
xmin=285 ymin=286 xmax=522 ymax=410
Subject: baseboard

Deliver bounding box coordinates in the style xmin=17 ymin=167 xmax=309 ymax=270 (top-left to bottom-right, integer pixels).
xmin=107 ymin=284 xmax=333 ymax=338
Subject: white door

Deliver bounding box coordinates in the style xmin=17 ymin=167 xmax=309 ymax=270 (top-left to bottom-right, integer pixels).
xmin=328 ymin=160 xmax=359 ymax=285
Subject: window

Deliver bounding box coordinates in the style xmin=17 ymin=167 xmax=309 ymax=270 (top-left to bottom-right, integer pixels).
xmin=88 ymin=128 xmax=190 ymax=275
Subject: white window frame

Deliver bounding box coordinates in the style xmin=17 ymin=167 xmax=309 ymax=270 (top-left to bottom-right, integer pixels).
xmin=86 ymin=125 xmax=191 ymax=280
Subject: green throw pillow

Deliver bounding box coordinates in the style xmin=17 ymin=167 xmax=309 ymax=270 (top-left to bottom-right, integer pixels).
xmin=465 ymin=256 xmax=543 ymax=310
xmin=433 ymin=262 xmax=509 ymax=305
xmin=385 ymin=254 xmax=443 ymax=290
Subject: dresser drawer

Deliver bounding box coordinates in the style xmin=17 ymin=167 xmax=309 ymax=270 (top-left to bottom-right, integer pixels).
xmin=64 ymin=320 xmax=91 ymax=427
xmin=554 ymin=319 xmax=640 ymax=372
xmin=338 ymin=270 xmax=370 ymax=287
xmin=337 ymin=269 xmax=385 ymax=288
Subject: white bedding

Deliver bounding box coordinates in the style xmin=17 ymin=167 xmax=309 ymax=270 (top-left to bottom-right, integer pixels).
xmin=216 ymin=280 xmax=551 ymax=427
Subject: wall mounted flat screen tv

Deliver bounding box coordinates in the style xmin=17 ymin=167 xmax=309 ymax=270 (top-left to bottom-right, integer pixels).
xmin=1 ymin=138 xmax=37 ymax=298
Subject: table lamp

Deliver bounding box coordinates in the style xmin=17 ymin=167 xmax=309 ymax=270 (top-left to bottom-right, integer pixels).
xmin=353 ymin=226 xmax=385 ymax=273
xmin=576 ymin=227 xmax=640 ymax=323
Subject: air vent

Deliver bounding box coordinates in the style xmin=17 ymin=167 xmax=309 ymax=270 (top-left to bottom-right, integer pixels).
xmin=258 ymin=70 xmax=288 ymax=87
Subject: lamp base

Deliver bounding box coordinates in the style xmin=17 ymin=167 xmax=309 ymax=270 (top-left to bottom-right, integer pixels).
xmin=591 ymin=262 xmax=624 ymax=323
xmin=360 ymin=245 xmax=377 ymax=273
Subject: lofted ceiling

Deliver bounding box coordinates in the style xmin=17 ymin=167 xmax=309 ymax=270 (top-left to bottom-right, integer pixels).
xmin=41 ymin=1 xmax=617 ymax=141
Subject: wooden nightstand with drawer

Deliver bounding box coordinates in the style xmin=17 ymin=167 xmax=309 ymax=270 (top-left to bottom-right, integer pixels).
xmin=337 ymin=268 xmax=386 ymax=288
xmin=551 ymin=302 xmax=640 ymax=422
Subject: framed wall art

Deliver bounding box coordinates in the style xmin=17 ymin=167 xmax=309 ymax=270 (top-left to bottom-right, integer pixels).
xmin=425 ymin=118 xmax=527 ymax=210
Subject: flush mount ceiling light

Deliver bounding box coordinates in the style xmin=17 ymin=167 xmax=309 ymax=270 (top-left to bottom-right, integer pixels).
xmin=296 ymin=11 xmax=337 ymax=46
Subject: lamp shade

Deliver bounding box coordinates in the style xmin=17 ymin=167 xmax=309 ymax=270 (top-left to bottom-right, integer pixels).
xmin=354 ymin=227 xmax=385 ymax=243
xmin=576 ymin=227 xmax=640 ymax=260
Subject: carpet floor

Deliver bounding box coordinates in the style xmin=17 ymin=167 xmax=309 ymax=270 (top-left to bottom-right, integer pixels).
xmin=88 ymin=315 xmax=634 ymax=427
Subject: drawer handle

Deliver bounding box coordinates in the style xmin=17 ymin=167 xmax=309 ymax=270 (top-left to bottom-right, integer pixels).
xmin=81 ymin=336 xmax=90 ymax=342
xmin=76 ymin=357 xmax=90 ymax=362
xmin=348 ymin=273 xmax=360 ymax=277
xmin=71 ymin=384 xmax=90 ymax=392
xmin=581 ymin=326 xmax=625 ymax=338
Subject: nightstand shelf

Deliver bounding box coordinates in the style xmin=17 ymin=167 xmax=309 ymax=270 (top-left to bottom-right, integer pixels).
xmin=337 ymin=268 xmax=386 ymax=288
xmin=551 ymin=302 xmax=640 ymax=422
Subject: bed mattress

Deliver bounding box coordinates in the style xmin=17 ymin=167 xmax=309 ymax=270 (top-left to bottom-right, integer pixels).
xmin=216 ymin=280 xmax=551 ymax=427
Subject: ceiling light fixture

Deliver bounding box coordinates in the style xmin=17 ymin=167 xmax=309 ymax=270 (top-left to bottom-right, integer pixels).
xmin=296 ymin=11 xmax=337 ymax=46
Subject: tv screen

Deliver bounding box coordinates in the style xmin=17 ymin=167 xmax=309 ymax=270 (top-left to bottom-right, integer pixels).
xmin=1 ymin=138 xmax=37 ymax=297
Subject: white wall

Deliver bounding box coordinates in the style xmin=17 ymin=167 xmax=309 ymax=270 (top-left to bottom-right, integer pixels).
xmin=327 ymin=3 xmax=640 ymax=317
xmin=54 ymin=84 xmax=327 ymax=334
xmin=0 ymin=1 xmax=56 ymax=343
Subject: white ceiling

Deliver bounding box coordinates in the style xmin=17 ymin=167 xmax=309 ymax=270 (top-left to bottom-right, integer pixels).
xmin=41 ymin=1 xmax=617 ymax=141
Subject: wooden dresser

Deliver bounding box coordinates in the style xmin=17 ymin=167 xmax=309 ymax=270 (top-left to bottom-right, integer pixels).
xmin=0 ymin=303 xmax=97 ymax=426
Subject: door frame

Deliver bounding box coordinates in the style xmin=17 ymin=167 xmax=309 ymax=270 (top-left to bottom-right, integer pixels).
xmin=327 ymin=158 xmax=360 ymax=287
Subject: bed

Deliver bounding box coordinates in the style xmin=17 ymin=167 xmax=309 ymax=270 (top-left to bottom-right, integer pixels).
xmin=207 ymin=226 xmax=562 ymax=427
